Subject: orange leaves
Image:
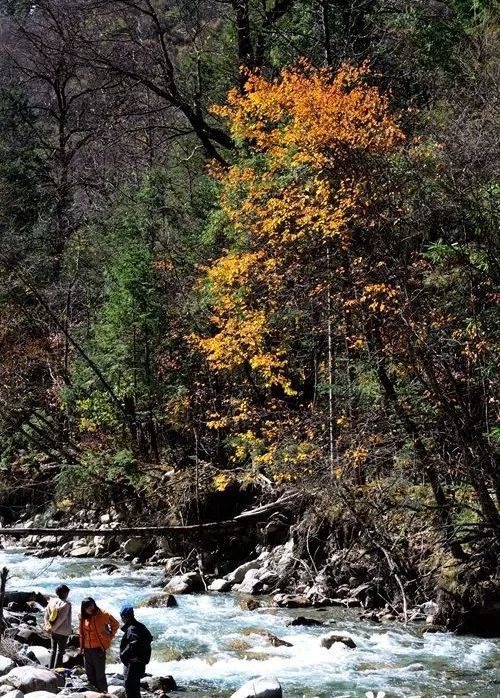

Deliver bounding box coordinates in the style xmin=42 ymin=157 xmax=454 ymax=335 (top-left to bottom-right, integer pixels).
xmin=193 ymin=60 xmax=404 ymax=409
xmin=212 ymin=61 xmax=404 ymax=168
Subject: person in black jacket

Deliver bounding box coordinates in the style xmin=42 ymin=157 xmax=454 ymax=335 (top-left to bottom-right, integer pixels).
xmin=119 ymin=605 xmax=153 ymax=698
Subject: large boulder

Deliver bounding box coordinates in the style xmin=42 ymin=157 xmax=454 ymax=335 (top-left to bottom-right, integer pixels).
xmin=229 ymin=677 xmax=282 ymax=698
xmin=225 ymin=559 xmax=263 ymax=585
xmin=238 ymin=569 xmax=280 ymax=595
xmin=0 ymin=658 xmax=15 ymax=678
xmin=270 ymin=539 xmax=295 ymax=580
xmin=28 ymin=646 xmax=50 ymax=667
xmin=14 ymin=627 xmax=51 ymax=649
xmin=3 ymin=593 xmax=47 ymax=611
xmin=37 ymin=536 xmax=59 ymax=548
xmin=236 ymin=569 xmax=262 ymax=595
xmin=25 ymin=692 xmax=62 ymax=698
xmin=122 ymin=538 xmax=144 ymax=556
xmin=208 ymin=578 xmax=233 ymax=592
xmin=163 ymin=572 xmax=204 ymax=594
xmin=0 ymin=667 xmax=63 ymax=694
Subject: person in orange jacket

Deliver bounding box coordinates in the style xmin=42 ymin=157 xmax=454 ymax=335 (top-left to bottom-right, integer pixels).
xmin=79 ymin=597 xmax=119 ymax=692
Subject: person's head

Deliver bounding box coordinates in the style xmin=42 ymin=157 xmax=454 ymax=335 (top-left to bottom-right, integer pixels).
xmin=56 ymin=584 xmax=70 ymax=601
xmin=81 ymin=597 xmax=98 ymax=619
xmin=120 ymin=604 xmax=134 ymax=623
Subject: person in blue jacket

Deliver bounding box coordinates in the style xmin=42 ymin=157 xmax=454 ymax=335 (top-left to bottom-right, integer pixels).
xmin=119 ymin=605 xmax=153 ymax=698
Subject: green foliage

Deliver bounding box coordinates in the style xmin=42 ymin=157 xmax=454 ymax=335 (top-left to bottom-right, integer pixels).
xmin=56 ymin=449 xmax=140 ymax=505
xmin=0 ymin=0 xmax=497 ymax=550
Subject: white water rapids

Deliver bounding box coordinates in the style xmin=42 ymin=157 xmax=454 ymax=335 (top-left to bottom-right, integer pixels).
xmin=1 ymin=548 xmax=499 ymax=697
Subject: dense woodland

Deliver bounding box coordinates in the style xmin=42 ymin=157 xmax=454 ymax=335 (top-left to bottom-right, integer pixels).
xmin=0 ymin=0 xmax=499 ymax=625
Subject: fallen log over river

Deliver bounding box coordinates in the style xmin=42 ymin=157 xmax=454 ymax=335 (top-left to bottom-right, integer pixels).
xmin=0 ymin=494 xmax=300 ymax=538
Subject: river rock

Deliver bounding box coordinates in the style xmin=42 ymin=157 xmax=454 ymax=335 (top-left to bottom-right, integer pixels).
xmin=421 ymin=600 xmax=438 ymax=623
xmin=208 ymin=578 xmax=233 ymax=592
xmin=266 ymin=539 xmax=295 ymax=580
xmin=140 ymin=676 xmax=177 ymax=692
xmin=266 ymin=633 xmax=292 ymax=648
xmin=105 ymin=673 xmax=124 ymax=686
xmin=34 ymin=548 xmax=59 ymax=560
xmin=1 ymin=691 xmax=24 ymax=698
xmin=421 ymin=600 xmax=439 ymax=615
xmin=240 ymin=598 xmax=260 ymax=611
xmin=163 ymin=557 xmax=183 ymax=573
xmin=4 ymin=593 xmax=47 ymax=610
xmin=3 ymin=612 xmax=21 ymax=627
xmin=237 ymin=569 xmax=262 ymax=595
xmin=0 ymin=667 xmax=63 ymax=694
xmin=286 ymin=616 xmax=324 ymax=627
xmin=163 ymin=572 xmax=203 ymax=594
xmin=122 ymin=538 xmax=144 ymax=556
xmin=58 ymin=542 xmax=73 ymax=555
xmin=0 ymin=658 xmax=15 ymax=677
xmin=14 ymin=627 xmax=51 ymax=649
xmin=272 ymin=594 xmax=311 ymax=609
xmin=69 ymin=546 xmax=92 ymax=558
xmin=25 ymin=692 xmax=63 ymax=698
xmin=320 ymin=632 xmax=357 ymax=649
xmin=142 ymin=594 xmax=178 ymax=608
xmin=225 ymin=559 xmax=262 ymax=585
xmin=38 ymin=536 xmax=59 ymax=548
xmin=107 ymin=687 xmax=125 ymax=698
xmin=97 ymin=563 xmax=119 ymax=574
xmin=62 ymin=648 xmax=84 ymax=669
xmin=229 ymin=676 xmax=282 ymax=698
xmin=28 ymin=646 xmax=50 ymax=667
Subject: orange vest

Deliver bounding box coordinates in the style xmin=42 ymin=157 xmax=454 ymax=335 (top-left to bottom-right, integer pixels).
xmin=79 ymin=609 xmax=119 ymax=650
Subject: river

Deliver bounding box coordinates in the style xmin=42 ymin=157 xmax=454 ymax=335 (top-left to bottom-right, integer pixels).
xmin=1 ymin=548 xmax=499 ymax=697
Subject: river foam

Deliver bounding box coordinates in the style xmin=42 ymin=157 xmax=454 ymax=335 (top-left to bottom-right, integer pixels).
xmin=1 ymin=548 xmax=499 ymax=697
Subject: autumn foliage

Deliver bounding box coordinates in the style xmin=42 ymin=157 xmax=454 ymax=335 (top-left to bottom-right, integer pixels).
xmin=192 ymin=62 xmax=406 ymax=482
xmin=191 ymin=60 xmax=499 ymax=539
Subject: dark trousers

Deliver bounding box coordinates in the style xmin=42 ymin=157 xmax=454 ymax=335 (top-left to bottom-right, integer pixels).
xmin=123 ymin=662 xmax=145 ymax=698
xmin=84 ymin=647 xmax=108 ymax=692
xmin=50 ymin=633 xmax=68 ymax=669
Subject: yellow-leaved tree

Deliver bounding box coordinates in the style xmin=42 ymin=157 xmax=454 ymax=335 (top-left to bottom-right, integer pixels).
xmin=192 ymin=61 xmax=404 ymax=485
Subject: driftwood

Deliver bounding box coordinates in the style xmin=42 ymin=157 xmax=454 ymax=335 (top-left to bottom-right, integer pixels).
xmin=0 ymin=494 xmax=300 ymax=539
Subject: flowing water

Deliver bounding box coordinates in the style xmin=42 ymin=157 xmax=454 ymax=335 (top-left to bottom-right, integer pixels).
xmin=1 ymin=548 xmax=499 ymax=698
